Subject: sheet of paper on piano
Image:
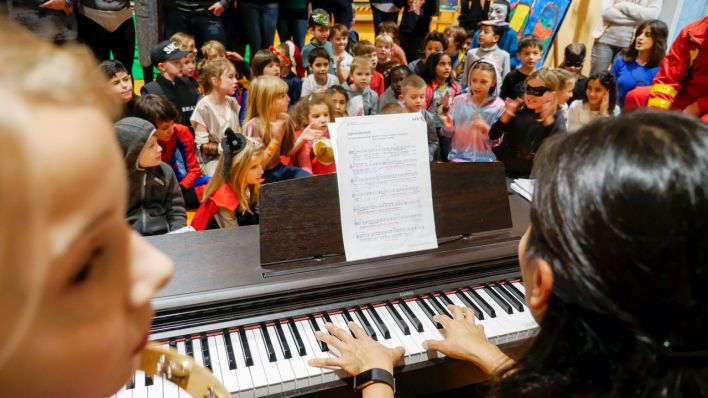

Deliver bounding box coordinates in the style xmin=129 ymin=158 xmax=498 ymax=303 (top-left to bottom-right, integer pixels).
xmin=330 ymin=114 xmax=438 ymax=262
xmin=510 ymin=178 xmax=535 ymax=202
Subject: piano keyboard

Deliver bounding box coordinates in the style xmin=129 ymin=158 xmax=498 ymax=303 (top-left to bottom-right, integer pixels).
xmin=114 ymin=280 xmax=537 ymax=398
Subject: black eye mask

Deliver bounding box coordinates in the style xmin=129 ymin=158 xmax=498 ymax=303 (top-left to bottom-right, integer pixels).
xmin=525 ymin=85 xmax=551 ymax=97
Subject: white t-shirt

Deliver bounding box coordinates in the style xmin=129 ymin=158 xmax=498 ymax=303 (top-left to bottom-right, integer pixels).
xmin=567 ymin=100 xmax=621 ymax=132
xmin=300 ymin=74 xmax=339 ymax=98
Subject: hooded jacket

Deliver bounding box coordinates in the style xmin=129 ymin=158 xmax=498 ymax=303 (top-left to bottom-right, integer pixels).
xmin=116 ymin=117 xmax=187 ymax=236
xmin=342 ymin=82 xmax=379 ymax=116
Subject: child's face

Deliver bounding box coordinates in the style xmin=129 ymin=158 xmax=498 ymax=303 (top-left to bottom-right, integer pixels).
xmin=108 ymin=71 xmax=133 ymax=104
xmin=524 ymin=78 xmax=555 ymax=110
xmin=563 ymin=60 xmax=583 ymax=74
xmin=245 ymin=155 xmax=264 ymax=185
xmin=159 ymin=59 xmax=183 ymax=79
xmin=155 ymin=120 xmax=175 ymax=142
xmin=445 ymin=31 xmax=458 ymax=52
xmin=478 ymin=26 xmax=499 ymax=48
xmin=519 ymin=46 xmax=542 ymax=70
xmin=138 ymin=136 xmax=163 ymax=168
xmin=331 ymin=92 xmax=348 ymax=117
xmin=311 ymin=26 xmax=330 ymax=44
xmin=308 ymin=103 xmax=331 ymax=131
xmin=390 ymin=69 xmax=410 ymax=97
xmin=279 ymin=59 xmax=292 ymax=77
xmin=365 ymin=51 xmax=378 ymax=68
xmin=469 ymin=68 xmax=495 ymax=99
xmin=214 ymin=66 xmax=238 ymax=96
xmin=310 ymin=56 xmax=330 ymax=82
xmin=558 ymin=80 xmax=576 ymax=104
xmin=331 ymin=32 xmax=348 ymax=53
xmin=423 ymin=40 xmax=444 ymax=61
xmin=351 ymin=67 xmax=372 ymax=91
xmin=586 ymin=79 xmax=607 ymax=107
xmin=376 ymin=42 xmax=392 ymax=62
xmin=463 ymin=37 xmax=472 ymax=53
xmin=1 ymin=106 xmax=173 ymax=397
xmin=435 ymin=55 xmax=452 ymax=80
xmin=400 ymin=87 xmax=427 ymax=112
xmin=181 ymin=53 xmax=195 ymax=76
xmin=262 ymin=61 xmax=281 ymax=77
xmin=274 ymin=92 xmax=290 ymax=113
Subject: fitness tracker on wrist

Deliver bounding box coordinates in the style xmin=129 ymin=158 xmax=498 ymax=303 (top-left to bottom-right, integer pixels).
xmin=352 ymin=368 xmax=395 ymax=394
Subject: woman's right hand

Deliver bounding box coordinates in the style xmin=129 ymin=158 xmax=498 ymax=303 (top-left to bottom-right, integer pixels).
xmin=422 ymin=305 xmax=513 ymax=375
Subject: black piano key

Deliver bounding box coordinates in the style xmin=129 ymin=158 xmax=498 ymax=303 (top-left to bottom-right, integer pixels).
xmin=308 ymin=314 xmax=328 ymax=352
xmin=238 ymin=327 xmax=254 ymax=367
xmin=385 ymin=301 xmax=411 ymax=335
xmin=428 ymin=294 xmax=453 ymax=318
xmin=492 ymin=282 xmax=524 ymax=312
xmin=274 ymin=321 xmax=292 ymax=359
xmin=185 ymin=335 xmax=194 ymax=357
xmin=353 ymin=307 xmax=377 ymax=340
xmin=416 ymin=296 xmax=443 ymax=329
xmin=340 ymin=309 xmax=356 ymax=336
xmin=321 ymin=311 xmax=333 ymax=324
xmin=287 ymin=318 xmax=307 ymax=356
xmin=259 ymin=323 xmax=277 ymax=362
xmin=454 ymin=289 xmax=484 ymax=320
xmin=126 ymin=374 xmax=135 ymax=389
xmin=483 ymin=284 xmax=513 ymax=314
xmin=145 ymin=374 xmax=154 ymax=386
xmin=467 ymin=288 xmax=496 ymax=318
xmin=168 ymin=338 xmax=177 ymax=349
xmin=366 ymin=305 xmax=391 ymax=339
xmin=200 ymin=333 xmax=212 ymax=370
xmin=222 ymin=329 xmax=237 ymax=369
xmin=503 ymin=281 xmax=526 ymax=302
xmin=438 ymin=292 xmax=454 ymax=306
xmin=397 ymin=300 xmax=423 ymax=332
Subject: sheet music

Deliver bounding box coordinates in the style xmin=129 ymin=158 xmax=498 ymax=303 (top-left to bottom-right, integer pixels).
xmin=331 ymin=114 xmax=438 ymax=262
xmin=510 ymin=178 xmax=534 ymax=202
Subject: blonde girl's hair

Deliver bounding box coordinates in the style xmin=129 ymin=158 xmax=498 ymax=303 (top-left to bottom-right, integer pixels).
xmin=170 ymin=32 xmax=196 ymax=52
xmin=201 ymin=40 xmax=227 ymax=59
xmin=0 ymin=20 xmax=118 ymax=370
xmin=550 ymin=68 xmax=576 ymax=89
xmin=245 ymin=75 xmax=289 ymax=143
xmin=291 ymin=92 xmax=335 ymax=128
xmin=527 ymin=67 xmax=561 ymax=110
xmin=197 ymin=57 xmax=235 ymax=94
xmin=201 ymin=140 xmax=264 ymax=214
xmin=374 ymin=34 xmax=394 ymax=47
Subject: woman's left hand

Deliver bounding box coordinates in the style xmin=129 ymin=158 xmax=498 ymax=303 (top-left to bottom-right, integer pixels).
xmin=308 ymin=322 xmax=405 ymax=376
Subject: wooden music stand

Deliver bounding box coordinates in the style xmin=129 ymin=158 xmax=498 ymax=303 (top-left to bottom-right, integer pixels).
xmin=259 ymin=162 xmax=512 ymax=266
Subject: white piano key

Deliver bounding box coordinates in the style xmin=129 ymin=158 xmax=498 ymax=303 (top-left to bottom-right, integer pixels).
xmin=145 ymin=345 xmax=166 ymax=398
xmin=132 ymin=370 xmax=147 ymax=398
xmin=206 ymin=336 xmax=225 ymax=392
xmin=192 ymin=336 xmax=205 ymax=367
xmin=266 ymin=323 xmax=296 ymax=392
xmin=391 ymin=302 xmax=431 ymax=361
xmin=252 ymin=327 xmax=283 ymax=396
xmin=299 ymin=319 xmax=337 ymax=383
xmin=375 ymin=306 xmax=421 ymax=365
xmin=476 ymin=289 xmax=516 ymax=343
xmin=213 ymin=334 xmax=239 ymax=394
xmin=294 ymin=320 xmax=325 ymax=385
xmin=281 ymin=321 xmax=312 ymax=388
xmin=449 ymin=292 xmax=505 ymax=344
xmin=406 ymin=300 xmax=446 ymax=359
xmin=245 ymin=329 xmax=270 ymax=397
xmin=229 ymin=331 xmax=255 ymax=398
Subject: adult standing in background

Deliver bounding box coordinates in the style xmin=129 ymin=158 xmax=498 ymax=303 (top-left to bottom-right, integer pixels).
xmin=77 ymin=0 xmax=135 ymax=75
xmin=311 ymin=0 xmax=353 ymax=28
xmin=237 ymin=0 xmax=279 ymax=59
xmin=162 ymin=0 xmax=230 ymax=49
xmin=457 ymin=0 xmax=488 ymax=32
xmin=370 ymin=0 xmax=400 ymax=35
xmin=135 ymin=0 xmax=160 ymax=82
xmin=5 ymin=0 xmax=77 ymax=44
xmin=590 ymin=0 xmax=662 ymax=75
xmin=398 ymin=0 xmax=439 ymax=62
xmin=277 ymin=0 xmax=309 ymax=51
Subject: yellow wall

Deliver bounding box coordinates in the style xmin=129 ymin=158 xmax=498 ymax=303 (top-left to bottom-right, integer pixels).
xmin=544 ymin=0 xmax=601 ymax=75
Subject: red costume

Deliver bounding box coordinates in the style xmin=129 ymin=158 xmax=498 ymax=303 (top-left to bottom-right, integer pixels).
xmin=625 ymin=16 xmax=708 ymax=123
xmin=158 ymin=123 xmax=202 ymax=190
xmin=190 ymin=185 xmax=239 ymax=231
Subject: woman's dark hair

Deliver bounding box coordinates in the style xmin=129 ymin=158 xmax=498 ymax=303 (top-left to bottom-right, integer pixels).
xmin=133 ymin=94 xmax=179 ymax=126
xmin=385 ymin=64 xmax=411 ymax=87
xmin=622 ymin=19 xmax=668 ymax=68
xmin=422 ymin=51 xmax=454 ymax=86
xmin=584 ymin=70 xmax=617 ymax=112
xmin=493 ymin=111 xmax=708 ymax=397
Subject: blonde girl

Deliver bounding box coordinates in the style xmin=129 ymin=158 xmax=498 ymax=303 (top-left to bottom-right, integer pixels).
xmin=191 ymin=57 xmax=241 ymax=176
xmin=191 ymin=130 xmax=264 ymax=229
xmin=291 ymin=93 xmax=336 ymax=175
xmin=243 ymin=75 xmax=314 ymax=183
xmin=0 ymin=20 xmax=173 ymax=397
xmin=489 ymin=67 xmax=567 ymax=177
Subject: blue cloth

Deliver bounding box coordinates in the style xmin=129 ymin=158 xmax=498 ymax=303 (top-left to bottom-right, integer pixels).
xmin=263 ymin=162 xmax=311 ymax=184
xmin=611 ymin=57 xmax=659 ymax=108
xmin=238 ymin=2 xmax=278 ymax=57
xmin=472 ymin=28 xmax=519 ymax=69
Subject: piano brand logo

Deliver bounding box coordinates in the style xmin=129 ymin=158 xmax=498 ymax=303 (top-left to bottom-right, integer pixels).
xmin=399 ymin=291 xmax=415 ymax=297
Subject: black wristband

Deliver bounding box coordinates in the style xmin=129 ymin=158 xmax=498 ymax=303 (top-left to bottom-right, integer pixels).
xmin=352 ymin=368 xmax=395 ymax=394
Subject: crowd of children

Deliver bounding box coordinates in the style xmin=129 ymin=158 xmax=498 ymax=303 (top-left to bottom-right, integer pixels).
xmin=86 ymin=4 xmax=706 ymax=235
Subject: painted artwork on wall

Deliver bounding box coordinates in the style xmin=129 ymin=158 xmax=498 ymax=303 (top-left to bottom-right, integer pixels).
xmin=508 ymin=0 xmax=572 ymax=63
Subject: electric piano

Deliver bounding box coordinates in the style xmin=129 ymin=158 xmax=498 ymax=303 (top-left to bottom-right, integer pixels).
xmin=116 ymin=163 xmax=538 ymax=397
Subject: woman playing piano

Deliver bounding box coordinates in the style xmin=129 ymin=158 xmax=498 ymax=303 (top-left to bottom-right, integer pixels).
xmin=0 ymin=21 xmax=174 ymax=397
xmin=310 ymin=111 xmax=708 ymax=397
